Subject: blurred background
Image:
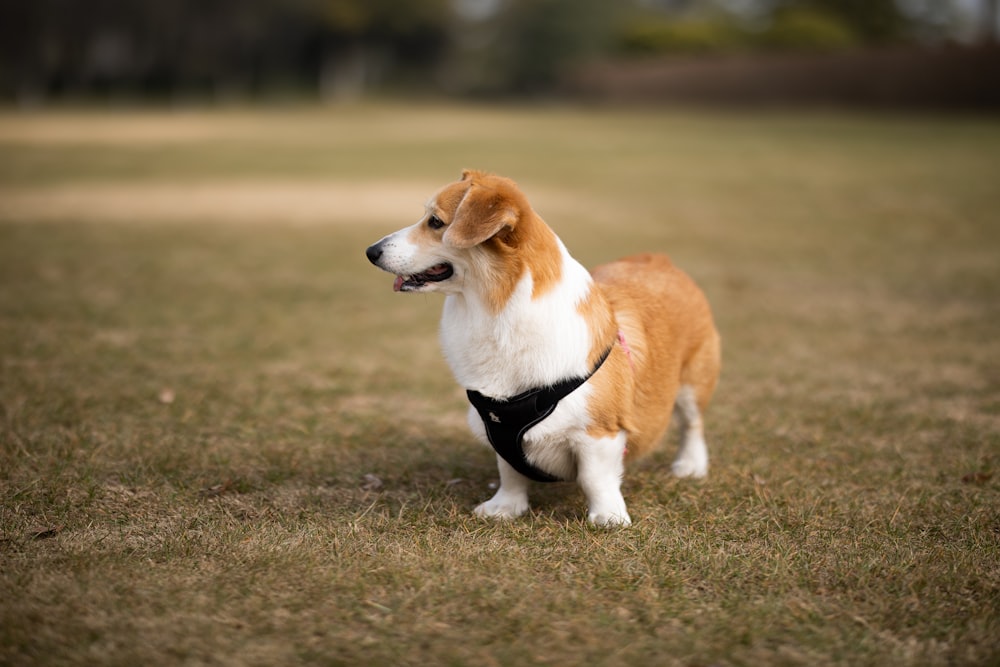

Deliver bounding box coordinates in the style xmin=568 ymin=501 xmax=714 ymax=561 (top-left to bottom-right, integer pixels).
xmin=3 ymin=3 xmax=1000 ymax=664
xmin=1 ymin=0 xmax=998 ymax=109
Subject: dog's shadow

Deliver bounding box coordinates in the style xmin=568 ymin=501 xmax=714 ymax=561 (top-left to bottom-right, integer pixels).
xmin=351 ymin=415 xmax=685 ymax=524
xmin=360 ymin=424 xmax=587 ymax=523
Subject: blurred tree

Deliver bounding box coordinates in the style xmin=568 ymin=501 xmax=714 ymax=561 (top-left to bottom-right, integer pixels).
xmin=619 ymin=18 xmax=747 ymax=55
xmin=0 ymin=0 xmax=451 ymax=102
xmin=303 ymin=0 xmax=450 ymax=98
xmin=758 ymin=7 xmax=858 ymax=51
xmin=617 ymin=0 xmax=918 ymax=57
xmin=0 ymin=0 xmax=991 ymax=102
xmin=773 ymin=0 xmax=908 ymax=43
xmin=483 ymin=0 xmax=623 ymax=94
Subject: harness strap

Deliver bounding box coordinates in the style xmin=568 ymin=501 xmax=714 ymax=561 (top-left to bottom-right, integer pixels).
xmin=466 ymin=344 xmax=613 ymax=483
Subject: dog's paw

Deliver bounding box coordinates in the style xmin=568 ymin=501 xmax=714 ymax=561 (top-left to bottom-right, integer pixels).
xmin=586 ymin=493 xmax=632 ymax=527
xmin=588 ymin=510 xmax=632 ymax=528
xmin=473 ymin=495 xmax=529 ymax=520
xmin=671 ymin=457 xmax=708 ymax=479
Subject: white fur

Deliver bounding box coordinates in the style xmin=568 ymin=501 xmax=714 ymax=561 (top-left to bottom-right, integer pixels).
xmin=576 ymin=430 xmax=631 ymax=526
xmin=468 ymin=386 xmax=631 ymax=527
xmin=370 ymin=205 xmax=635 ymax=526
xmin=367 ymin=220 xmax=451 ymax=283
xmin=445 ymin=246 xmax=635 ymax=526
xmin=472 ymin=456 xmax=530 ymax=520
xmin=671 ymin=385 xmax=709 ymax=479
xmin=441 ymin=240 xmax=594 ymax=397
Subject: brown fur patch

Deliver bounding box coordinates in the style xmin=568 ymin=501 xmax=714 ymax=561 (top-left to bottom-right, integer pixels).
xmin=576 ymin=283 xmax=618 ymax=369
xmin=432 ymin=181 xmax=471 ymax=224
xmin=416 ymin=173 xmax=721 ymax=455
xmin=587 ymin=253 xmax=720 ymax=458
xmin=445 ymin=185 xmax=516 ymax=249
xmin=433 ymin=171 xmax=563 ymax=313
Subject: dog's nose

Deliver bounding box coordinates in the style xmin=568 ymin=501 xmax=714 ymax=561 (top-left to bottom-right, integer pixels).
xmin=365 ymin=243 xmax=383 ymax=265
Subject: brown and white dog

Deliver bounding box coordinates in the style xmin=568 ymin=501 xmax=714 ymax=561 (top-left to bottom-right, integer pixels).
xmin=365 ymin=170 xmax=720 ymax=526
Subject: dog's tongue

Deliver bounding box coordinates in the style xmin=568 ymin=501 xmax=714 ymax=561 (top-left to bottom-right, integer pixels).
xmin=393 ymin=275 xmax=405 ymax=292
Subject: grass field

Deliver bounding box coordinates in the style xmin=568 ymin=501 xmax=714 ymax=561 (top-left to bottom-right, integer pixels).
xmin=1 ymin=104 xmax=999 ymax=666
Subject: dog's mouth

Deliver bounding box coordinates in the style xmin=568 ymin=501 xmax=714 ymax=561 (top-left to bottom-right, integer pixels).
xmin=393 ymin=263 xmax=454 ymax=292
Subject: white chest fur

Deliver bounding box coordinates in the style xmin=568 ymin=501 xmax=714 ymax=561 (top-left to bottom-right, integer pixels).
xmin=439 ymin=246 xmax=596 ymax=398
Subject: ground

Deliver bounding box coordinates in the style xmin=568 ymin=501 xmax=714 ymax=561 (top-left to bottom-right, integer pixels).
xmin=1 ymin=104 xmax=998 ymax=666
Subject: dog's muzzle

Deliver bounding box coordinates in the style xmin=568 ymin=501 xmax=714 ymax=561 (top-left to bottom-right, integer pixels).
xmin=365 ymin=240 xmax=454 ymax=292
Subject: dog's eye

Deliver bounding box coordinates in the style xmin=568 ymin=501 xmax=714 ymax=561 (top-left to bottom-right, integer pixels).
xmin=428 ymin=216 xmax=445 ymax=230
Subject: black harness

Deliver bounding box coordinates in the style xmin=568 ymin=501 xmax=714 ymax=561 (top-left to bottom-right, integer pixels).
xmin=466 ymin=345 xmax=613 ymax=483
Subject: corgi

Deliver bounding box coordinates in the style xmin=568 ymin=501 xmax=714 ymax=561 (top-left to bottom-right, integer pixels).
xmin=365 ymin=170 xmax=720 ymax=526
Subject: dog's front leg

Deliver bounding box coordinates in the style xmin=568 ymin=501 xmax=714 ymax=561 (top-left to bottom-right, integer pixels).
xmin=577 ymin=432 xmax=631 ymax=527
xmin=474 ymin=456 xmax=531 ymax=520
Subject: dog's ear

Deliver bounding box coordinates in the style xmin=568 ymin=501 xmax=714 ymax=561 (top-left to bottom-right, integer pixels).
xmin=444 ymin=179 xmax=519 ymax=249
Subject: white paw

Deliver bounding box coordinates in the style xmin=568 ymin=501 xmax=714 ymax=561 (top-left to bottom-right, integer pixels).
xmin=588 ymin=510 xmax=632 ymax=527
xmin=473 ymin=495 xmax=529 ymax=520
xmin=586 ymin=493 xmax=632 ymax=527
xmin=671 ymin=457 xmax=708 ymax=479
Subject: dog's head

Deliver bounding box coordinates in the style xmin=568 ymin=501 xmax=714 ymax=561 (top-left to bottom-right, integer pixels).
xmin=365 ymin=169 xmax=533 ymax=295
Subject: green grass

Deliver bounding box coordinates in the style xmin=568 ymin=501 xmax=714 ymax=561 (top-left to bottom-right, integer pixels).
xmin=1 ymin=104 xmax=999 ymax=666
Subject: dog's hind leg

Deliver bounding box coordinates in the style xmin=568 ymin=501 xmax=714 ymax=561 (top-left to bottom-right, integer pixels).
xmin=671 ymin=385 xmax=709 ymax=479
xmin=672 ymin=331 xmax=719 ymax=479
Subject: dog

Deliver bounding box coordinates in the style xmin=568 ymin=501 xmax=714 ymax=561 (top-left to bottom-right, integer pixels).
xmin=365 ymin=170 xmax=720 ymax=526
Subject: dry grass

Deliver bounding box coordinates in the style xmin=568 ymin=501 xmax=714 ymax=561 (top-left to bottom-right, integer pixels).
xmin=1 ymin=104 xmax=999 ymax=666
